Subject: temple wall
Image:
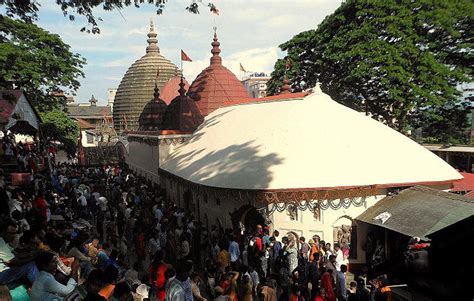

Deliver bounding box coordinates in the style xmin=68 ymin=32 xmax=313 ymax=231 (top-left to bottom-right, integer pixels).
xmin=270 ymin=195 xmax=383 ymax=264
xmin=126 ymin=138 xmax=160 ymax=183
xmin=123 ymin=134 xmax=190 ymax=184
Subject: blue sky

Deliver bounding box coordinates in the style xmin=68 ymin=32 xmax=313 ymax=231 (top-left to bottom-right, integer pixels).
xmin=27 ymin=0 xmax=342 ymax=105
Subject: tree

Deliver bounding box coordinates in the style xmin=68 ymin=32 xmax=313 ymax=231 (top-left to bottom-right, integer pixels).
xmin=0 ymin=16 xmax=85 ymax=153
xmin=39 ymin=108 xmax=79 ymax=156
xmin=0 ymin=16 xmax=85 ymax=110
xmin=268 ymin=0 xmax=473 ymax=143
xmin=0 ymin=0 xmax=216 ymax=34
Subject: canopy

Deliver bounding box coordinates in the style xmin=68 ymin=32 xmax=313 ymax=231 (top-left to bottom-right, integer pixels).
xmin=355 ymin=186 xmax=474 ymax=240
xmin=160 ymin=86 xmax=462 ymax=191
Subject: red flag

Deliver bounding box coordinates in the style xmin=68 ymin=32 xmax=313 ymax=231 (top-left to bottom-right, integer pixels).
xmin=181 ymin=50 xmax=192 ymax=62
xmin=240 ymin=63 xmax=246 ymax=72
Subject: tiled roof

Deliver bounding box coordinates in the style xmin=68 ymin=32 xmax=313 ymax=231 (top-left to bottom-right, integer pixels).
xmin=75 ymin=118 xmax=95 ymax=129
xmin=356 ymin=186 xmax=474 ymax=240
xmin=188 ymin=33 xmax=249 ymax=116
xmin=451 ymin=172 xmax=474 ymax=192
xmin=67 ymin=105 xmax=111 ymax=118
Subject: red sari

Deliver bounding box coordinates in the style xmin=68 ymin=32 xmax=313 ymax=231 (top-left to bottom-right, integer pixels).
xmin=149 ymin=262 xmax=168 ymax=301
xmin=321 ymin=271 xmax=336 ymax=301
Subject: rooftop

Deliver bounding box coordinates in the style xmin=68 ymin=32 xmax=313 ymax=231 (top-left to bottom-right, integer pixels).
xmin=356 ymin=186 xmax=474 ymax=240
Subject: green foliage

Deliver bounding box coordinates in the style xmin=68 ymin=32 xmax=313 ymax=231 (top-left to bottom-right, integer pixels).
xmin=0 ymin=15 xmax=85 ymax=109
xmin=0 ymin=0 xmax=213 ymax=34
xmin=39 ymin=108 xmax=79 ymax=156
xmin=268 ymin=0 xmax=473 ymax=143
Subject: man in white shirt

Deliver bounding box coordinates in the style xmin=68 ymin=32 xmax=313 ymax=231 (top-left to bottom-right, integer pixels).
xmin=334 ymin=243 xmax=344 ymax=271
xmin=97 ymin=196 xmax=108 ymax=212
xmin=77 ymin=193 xmax=87 ymax=207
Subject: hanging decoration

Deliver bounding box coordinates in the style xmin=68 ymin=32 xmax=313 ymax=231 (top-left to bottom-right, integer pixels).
xmin=126 ymin=133 xmax=189 ymax=146
xmin=160 ymin=169 xmax=376 ymax=219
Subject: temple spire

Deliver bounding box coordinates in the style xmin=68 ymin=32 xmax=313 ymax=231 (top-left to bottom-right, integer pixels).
xmin=280 ymin=75 xmax=290 ymax=94
xmin=153 ymin=81 xmax=160 ymax=100
xmin=146 ymin=19 xmax=160 ymax=53
xmin=210 ymin=27 xmax=222 ymax=65
xmin=178 ymin=77 xmax=187 ymax=96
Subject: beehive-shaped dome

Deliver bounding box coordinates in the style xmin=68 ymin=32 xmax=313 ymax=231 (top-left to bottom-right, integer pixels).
xmin=113 ymin=21 xmax=178 ymax=130
xmin=188 ymin=32 xmax=250 ymax=117
xmin=162 ymin=77 xmax=204 ymax=133
xmin=138 ymin=83 xmax=167 ymax=131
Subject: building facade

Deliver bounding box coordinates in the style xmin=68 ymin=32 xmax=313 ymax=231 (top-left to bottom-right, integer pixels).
xmin=241 ymin=72 xmax=271 ymax=98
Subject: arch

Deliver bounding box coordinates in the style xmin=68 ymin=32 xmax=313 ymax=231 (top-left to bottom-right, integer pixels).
xmin=332 ymin=214 xmax=357 ymax=259
xmin=230 ymin=205 xmax=266 ymax=233
xmin=332 ymin=214 xmax=353 ymax=227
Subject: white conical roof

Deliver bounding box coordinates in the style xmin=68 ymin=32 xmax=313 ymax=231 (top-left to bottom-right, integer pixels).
xmin=160 ymin=88 xmax=462 ymax=190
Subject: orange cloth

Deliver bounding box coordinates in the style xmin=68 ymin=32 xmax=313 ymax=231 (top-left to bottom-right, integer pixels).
xmin=99 ymin=284 xmax=115 ymax=300
xmin=309 ymin=244 xmax=319 ymax=262
xmin=217 ymin=249 xmax=230 ymax=269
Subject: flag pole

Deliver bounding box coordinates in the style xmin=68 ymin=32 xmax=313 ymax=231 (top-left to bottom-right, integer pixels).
xmin=181 ymin=52 xmax=183 ymax=76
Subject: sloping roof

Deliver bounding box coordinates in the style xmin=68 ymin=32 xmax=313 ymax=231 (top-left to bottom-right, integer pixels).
xmin=75 ymin=118 xmax=95 ymax=129
xmin=67 ymin=105 xmax=111 ymax=118
xmin=355 ymin=186 xmax=474 ymax=240
xmin=160 ymin=86 xmax=461 ymax=191
xmin=424 ymin=144 xmax=474 ymax=153
xmin=0 ymin=90 xmax=41 ymax=127
xmin=451 ymin=172 xmax=474 ymax=192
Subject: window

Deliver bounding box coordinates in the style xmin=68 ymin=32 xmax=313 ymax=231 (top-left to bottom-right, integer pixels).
xmin=215 ymin=198 xmax=221 ymax=205
xmin=204 ymin=194 xmax=208 ymax=204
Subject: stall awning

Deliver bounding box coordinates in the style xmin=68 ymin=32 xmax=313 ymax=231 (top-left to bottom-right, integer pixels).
xmin=355 ymin=186 xmax=474 ymax=240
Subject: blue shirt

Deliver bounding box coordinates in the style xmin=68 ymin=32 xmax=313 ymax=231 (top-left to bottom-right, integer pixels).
xmin=31 ymin=271 xmax=77 ymax=301
xmin=228 ymin=241 xmax=240 ymax=263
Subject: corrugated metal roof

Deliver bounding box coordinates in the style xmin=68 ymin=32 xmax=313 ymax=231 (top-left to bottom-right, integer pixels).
xmin=355 ymin=186 xmax=474 ymax=240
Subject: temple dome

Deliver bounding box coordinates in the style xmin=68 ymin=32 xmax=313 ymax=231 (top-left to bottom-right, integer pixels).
xmin=161 ymin=84 xmax=462 ymax=190
xmin=138 ymin=83 xmax=167 ymax=131
xmin=160 ymin=75 xmax=190 ymax=105
xmin=113 ymin=21 xmax=178 ymax=131
xmin=188 ymin=32 xmax=250 ymax=117
xmin=162 ymin=78 xmax=204 ymax=133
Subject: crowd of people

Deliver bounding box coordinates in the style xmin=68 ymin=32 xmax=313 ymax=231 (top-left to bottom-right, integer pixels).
xmin=0 ymin=136 xmax=392 ymax=301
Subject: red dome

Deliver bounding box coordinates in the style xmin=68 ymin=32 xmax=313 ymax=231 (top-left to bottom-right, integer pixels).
xmin=162 ymin=78 xmax=204 ymax=133
xmin=161 ymin=75 xmax=190 ymax=105
xmin=188 ymin=32 xmax=250 ymax=116
xmin=138 ymin=84 xmax=167 ymax=131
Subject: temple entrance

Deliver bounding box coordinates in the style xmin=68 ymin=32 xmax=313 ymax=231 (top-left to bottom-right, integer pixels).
xmin=230 ymin=205 xmax=266 ymax=233
xmin=333 ymin=215 xmax=357 ymax=259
